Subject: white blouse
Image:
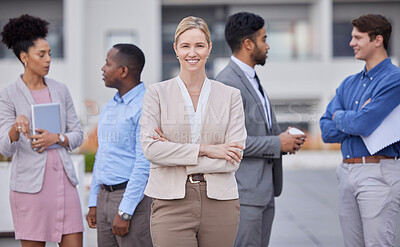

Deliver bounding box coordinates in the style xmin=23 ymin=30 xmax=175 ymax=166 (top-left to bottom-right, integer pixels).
xmin=176 ymin=76 xmax=211 ymax=144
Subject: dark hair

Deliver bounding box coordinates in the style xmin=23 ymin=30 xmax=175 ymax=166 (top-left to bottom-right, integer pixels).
xmin=225 ymin=12 xmax=265 ymax=53
xmin=1 ymin=14 xmax=49 ymax=62
xmin=351 ymin=14 xmax=391 ymax=50
xmin=113 ymin=44 xmax=145 ymax=77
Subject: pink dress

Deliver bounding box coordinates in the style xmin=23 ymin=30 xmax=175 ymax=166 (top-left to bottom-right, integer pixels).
xmin=9 ymin=87 xmax=84 ymax=242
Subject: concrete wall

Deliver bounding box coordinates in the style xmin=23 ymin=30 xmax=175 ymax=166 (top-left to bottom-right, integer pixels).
xmin=83 ymin=0 xmax=161 ymax=117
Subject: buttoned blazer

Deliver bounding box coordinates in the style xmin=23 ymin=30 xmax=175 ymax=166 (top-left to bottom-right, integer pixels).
xmin=140 ymin=77 xmax=247 ymax=200
xmin=0 ymin=76 xmax=83 ymax=193
xmin=216 ymin=60 xmax=283 ymax=206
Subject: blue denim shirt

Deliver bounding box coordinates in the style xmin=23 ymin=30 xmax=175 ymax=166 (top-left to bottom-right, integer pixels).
xmin=88 ymin=83 xmax=150 ymax=215
xmin=320 ymin=58 xmax=400 ymax=159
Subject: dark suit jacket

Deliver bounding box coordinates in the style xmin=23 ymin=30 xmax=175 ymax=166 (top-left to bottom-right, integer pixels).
xmin=216 ymin=59 xmax=282 ymax=206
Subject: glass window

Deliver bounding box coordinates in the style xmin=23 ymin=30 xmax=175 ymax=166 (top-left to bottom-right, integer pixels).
xmin=161 ymin=5 xmax=312 ymax=79
xmin=47 ymin=21 xmax=64 ymax=58
xmin=333 ymin=22 xmax=353 ymax=57
xmin=0 ymin=38 xmax=12 ymax=58
xmin=0 ymin=20 xmax=64 ymax=59
xmin=333 ymin=21 xmax=392 ymax=57
xmin=272 ymin=99 xmax=318 ymax=133
xmin=211 ymin=22 xmax=231 ymax=58
xmin=266 ymin=20 xmax=312 ymax=60
xmin=162 ymin=23 xmax=179 ymax=80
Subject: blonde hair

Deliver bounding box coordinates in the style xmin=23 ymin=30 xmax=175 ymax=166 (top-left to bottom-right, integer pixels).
xmin=174 ymin=16 xmax=211 ymax=44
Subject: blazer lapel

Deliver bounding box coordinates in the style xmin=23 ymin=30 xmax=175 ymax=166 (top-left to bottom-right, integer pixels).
xmin=16 ymin=76 xmax=36 ymax=106
xmin=45 ymin=78 xmax=60 ymax=104
xmin=228 ymin=60 xmax=271 ymax=134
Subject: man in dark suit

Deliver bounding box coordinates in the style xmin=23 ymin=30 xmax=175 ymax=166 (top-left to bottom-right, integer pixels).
xmin=216 ymin=12 xmax=306 ymax=247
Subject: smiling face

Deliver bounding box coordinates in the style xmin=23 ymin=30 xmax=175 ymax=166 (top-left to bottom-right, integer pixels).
xmin=349 ymin=27 xmax=378 ymax=62
xmin=174 ymin=28 xmax=212 ymax=73
xmin=21 ymin=38 xmax=51 ymax=77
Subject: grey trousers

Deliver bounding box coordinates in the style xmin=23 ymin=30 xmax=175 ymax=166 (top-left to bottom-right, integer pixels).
xmin=150 ymin=182 xmax=240 ymax=247
xmin=337 ymin=159 xmax=400 ymax=247
xmin=96 ymin=188 xmax=153 ymax=247
xmin=234 ymin=197 xmax=275 ymax=247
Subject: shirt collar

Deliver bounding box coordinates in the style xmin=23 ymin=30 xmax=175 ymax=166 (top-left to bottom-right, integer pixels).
xmin=362 ymin=57 xmax=391 ymax=79
xmin=113 ymin=82 xmax=145 ymax=104
xmin=231 ymin=55 xmax=256 ymax=79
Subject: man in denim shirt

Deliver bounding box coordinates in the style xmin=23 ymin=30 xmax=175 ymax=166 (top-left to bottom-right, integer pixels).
xmin=87 ymin=44 xmax=152 ymax=247
xmin=320 ymin=14 xmax=400 ymax=246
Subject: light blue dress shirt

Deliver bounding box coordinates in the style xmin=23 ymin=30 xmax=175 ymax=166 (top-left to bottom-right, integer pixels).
xmin=88 ymin=83 xmax=150 ymax=215
xmin=320 ymin=58 xmax=400 ymax=159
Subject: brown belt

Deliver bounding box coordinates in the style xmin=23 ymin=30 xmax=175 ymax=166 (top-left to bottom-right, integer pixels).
xmin=343 ymin=155 xmax=395 ymax=164
xmin=187 ymin=173 xmax=206 ymax=183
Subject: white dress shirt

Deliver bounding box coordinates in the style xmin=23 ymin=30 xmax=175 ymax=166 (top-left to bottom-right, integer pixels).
xmin=176 ymin=75 xmax=211 ymax=144
xmin=231 ymin=55 xmax=272 ymax=129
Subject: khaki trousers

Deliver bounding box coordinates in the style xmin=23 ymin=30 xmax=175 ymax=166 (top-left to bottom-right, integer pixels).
xmin=337 ymin=159 xmax=400 ymax=247
xmin=150 ymin=182 xmax=240 ymax=247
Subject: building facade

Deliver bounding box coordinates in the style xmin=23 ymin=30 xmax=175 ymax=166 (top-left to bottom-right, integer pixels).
xmin=0 ymin=0 xmax=399 ymax=148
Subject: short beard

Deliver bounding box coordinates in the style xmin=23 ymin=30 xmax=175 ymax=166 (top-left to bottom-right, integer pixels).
xmin=252 ymin=45 xmax=266 ymax=66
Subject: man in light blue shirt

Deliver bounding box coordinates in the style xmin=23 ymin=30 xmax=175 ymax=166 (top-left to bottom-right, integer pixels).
xmin=320 ymin=14 xmax=400 ymax=246
xmin=87 ymin=44 xmax=152 ymax=247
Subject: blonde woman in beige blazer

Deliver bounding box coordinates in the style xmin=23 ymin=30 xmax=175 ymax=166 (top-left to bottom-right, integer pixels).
xmin=140 ymin=16 xmax=247 ymax=247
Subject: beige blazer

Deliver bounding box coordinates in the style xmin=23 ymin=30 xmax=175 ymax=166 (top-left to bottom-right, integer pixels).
xmin=140 ymin=77 xmax=246 ymax=200
xmin=0 ymin=76 xmax=83 ymax=193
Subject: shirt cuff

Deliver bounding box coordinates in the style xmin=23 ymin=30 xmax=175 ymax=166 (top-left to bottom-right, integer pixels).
xmin=88 ymin=186 xmax=99 ymax=208
xmin=88 ymin=195 xmax=97 ymax=208
xmin=333 ymin=110 xmax=346 ymax=132
xmin=63 ymin=133 xmax=73 ymax=151
xmin=119 ymin=194 xmax=145 ymax=215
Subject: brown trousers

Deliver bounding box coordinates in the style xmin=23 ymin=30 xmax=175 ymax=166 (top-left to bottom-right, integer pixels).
xmin=96 ymin=188 xmax=153 ymax=247
xmin=150 ymin=182 xmax=240 ymax=247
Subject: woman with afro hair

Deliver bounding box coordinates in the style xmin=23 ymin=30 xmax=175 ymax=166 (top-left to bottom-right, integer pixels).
xmin=0 ymin=14 xmax=84 ymax=247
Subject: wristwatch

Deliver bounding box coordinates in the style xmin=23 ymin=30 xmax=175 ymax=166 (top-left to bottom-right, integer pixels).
xmin=118 ymin=210 xmax=132 ymax=221
xmin=58 ymin=134 xmax=65 ymax=144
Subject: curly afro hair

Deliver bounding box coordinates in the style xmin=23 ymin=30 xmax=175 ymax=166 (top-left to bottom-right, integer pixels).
xmin=1 ymin=14 xmax=49 ymax=61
